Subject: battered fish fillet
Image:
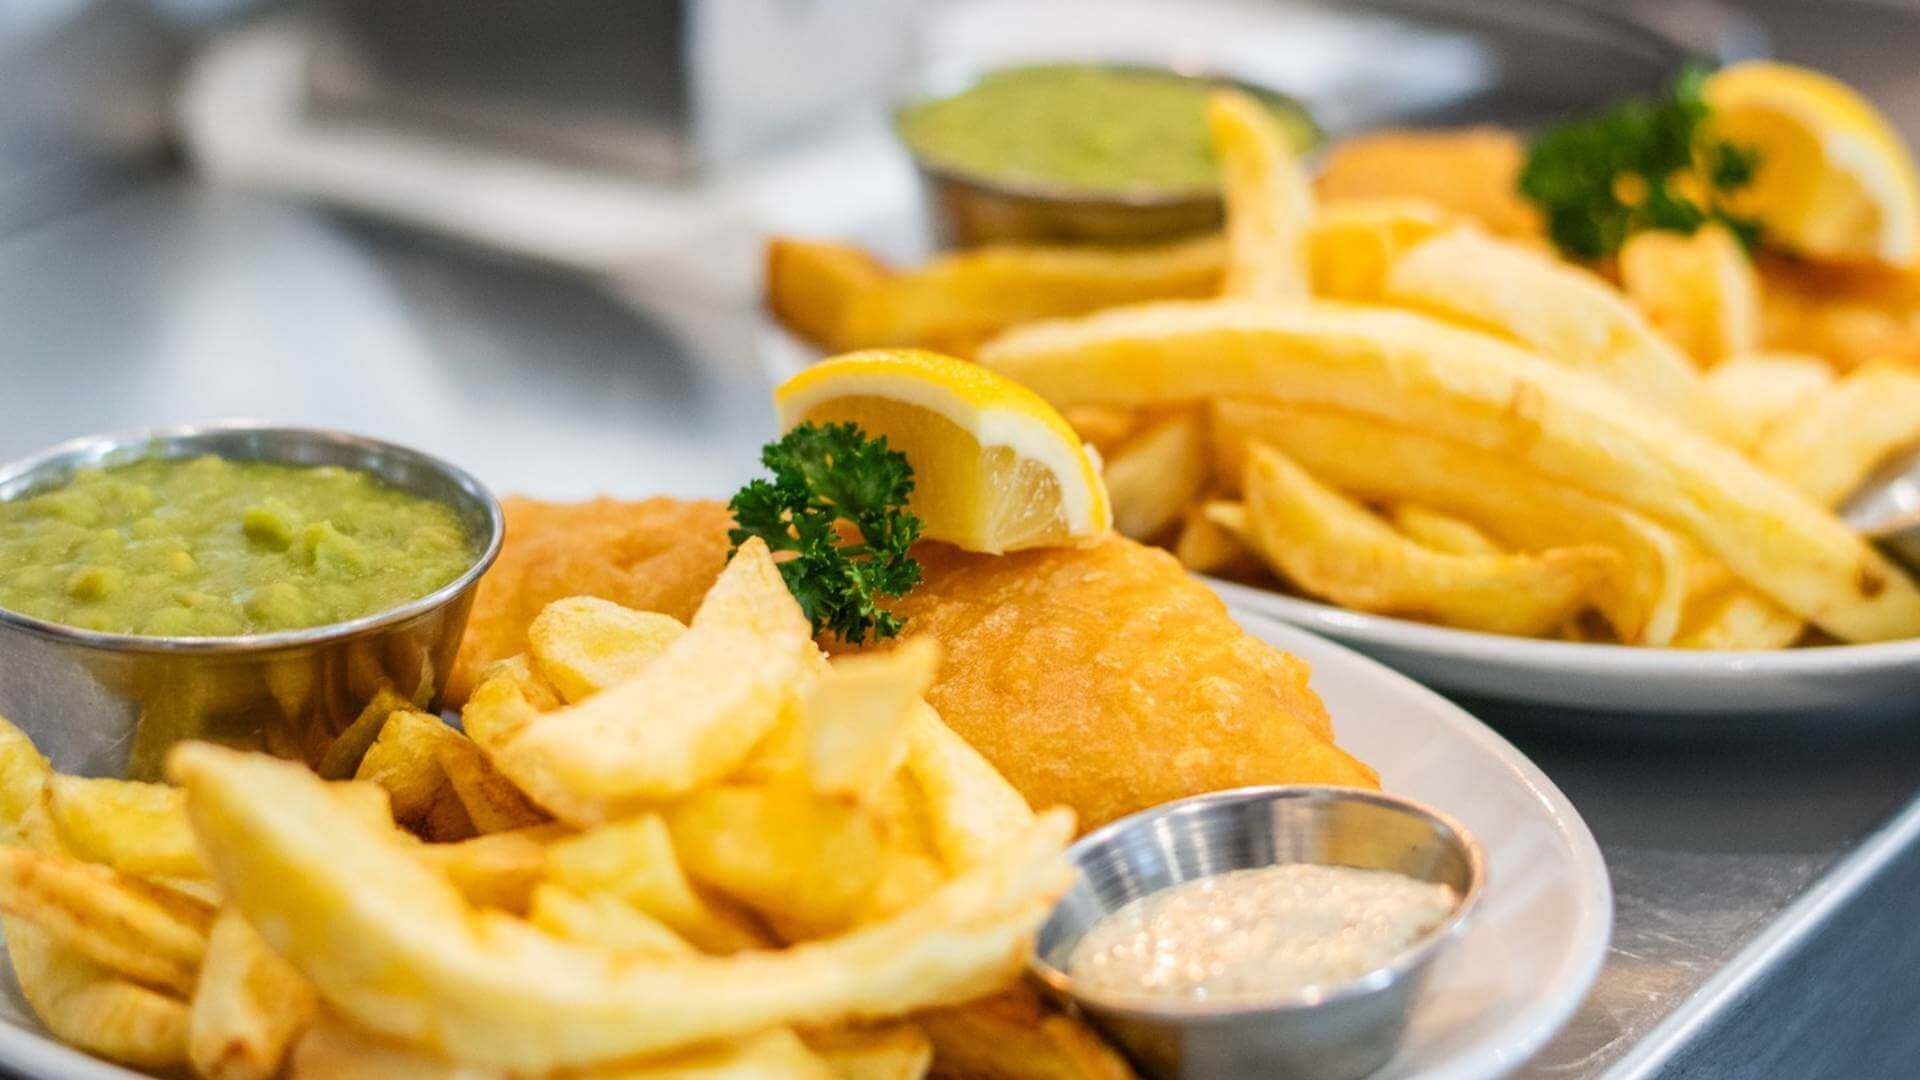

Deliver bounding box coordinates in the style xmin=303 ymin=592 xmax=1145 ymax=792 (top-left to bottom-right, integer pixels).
xmin=1316 ymin=127 xmax=1542 ymax=238
xmin=445 ymin=498 xmax=735 ymax=703
xmin=449 ymin=499 xmax=1376 ymax=830
xmin=844 ymin=538 xmax=1376 ymax=830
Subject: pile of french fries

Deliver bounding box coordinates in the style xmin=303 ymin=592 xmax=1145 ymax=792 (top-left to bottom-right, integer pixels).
xmin=0 ymin=538 xmax=1136 ymax=1078
xmin=767 ymin=94 xmax=1920 ymax=649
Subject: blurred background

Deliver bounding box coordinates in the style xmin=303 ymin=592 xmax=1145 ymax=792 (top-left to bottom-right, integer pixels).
xmin=1 ymin=0 xmax=1914 ymax=500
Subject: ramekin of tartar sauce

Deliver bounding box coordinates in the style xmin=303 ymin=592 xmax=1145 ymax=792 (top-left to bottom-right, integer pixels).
xmin=1029 ymin=786 xmax=1484 ymax=1080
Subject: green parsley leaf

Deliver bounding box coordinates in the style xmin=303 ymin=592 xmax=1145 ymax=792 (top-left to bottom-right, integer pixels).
xmin=727 ymin=421 xmax=923 ymax=645
xmin=1519 ymin=64 xmax=1763 ymax=259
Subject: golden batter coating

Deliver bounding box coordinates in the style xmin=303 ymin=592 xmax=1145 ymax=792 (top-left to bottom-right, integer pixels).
xmin=450 ymin=499 xmax=1376 ymax=832
xmin=1315 ymin=127 xmax=1543 ymax=238
xmin=843 ymin=538 xmax=1374 ymax=830
xmin=446 ymin=498 xmax=734 ymax=703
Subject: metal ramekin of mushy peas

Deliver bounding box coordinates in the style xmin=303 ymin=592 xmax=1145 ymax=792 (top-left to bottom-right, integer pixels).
xmin=0 ymin=422 xmax=501 ymax=780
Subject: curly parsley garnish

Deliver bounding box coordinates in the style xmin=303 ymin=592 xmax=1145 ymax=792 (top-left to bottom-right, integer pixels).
xmin=728 ymin=422 xmax=923 ymax=645
xmin=1519 ymin=65 xmax=1762 ymax=260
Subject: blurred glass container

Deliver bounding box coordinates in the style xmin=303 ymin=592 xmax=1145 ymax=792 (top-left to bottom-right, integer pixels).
xmin=305 ymin=0 xmax=923 ymax=179
xmin=911 ymin=0 xmax=1757 ymax=247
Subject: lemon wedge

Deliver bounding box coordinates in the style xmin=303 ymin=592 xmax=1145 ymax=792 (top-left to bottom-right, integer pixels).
xmin=775 ymin=349 xmax=1111 ymax=553
xmin=1706 ymin=61 xmax=1920 ymax=266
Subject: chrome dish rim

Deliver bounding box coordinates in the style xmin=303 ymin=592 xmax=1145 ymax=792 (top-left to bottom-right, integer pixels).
xmin=1027 ymin=783 xmax=1486 ymax=1021
xmin=0 ymin=420 xmax=504 ymax=655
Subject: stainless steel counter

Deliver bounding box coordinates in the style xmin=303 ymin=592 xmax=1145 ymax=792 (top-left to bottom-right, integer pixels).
xmin=2 ymin=177 xmax=1918 ymax=1079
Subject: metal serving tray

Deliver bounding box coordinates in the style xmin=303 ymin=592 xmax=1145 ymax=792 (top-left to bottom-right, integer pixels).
xmin=2 ymin=179 xmax=1919 ymax=1078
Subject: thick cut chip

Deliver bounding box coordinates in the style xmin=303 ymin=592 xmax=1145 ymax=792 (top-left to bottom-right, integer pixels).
xmin=0 ymin=845 xmax=214 ymax=995
xmin=1755 ymin=253 xmax=1920 ymax=370
xmin=1382 ymin=229 xmax=1729 ymax=436
xmin=6 ymin=917 xmax=190 ymax=1070
xmin=852 ymin=849 xmax=948 ymax=927
xmin=529 ymin=597 xmax=687 ymax=704
xmin=288 ymin=1015 xmax=499 ymax=1080
xmin=46 ymin=775 xmax=206 ymax=879
xmin=416 ymin=825 xmax=571 ymax=913
xmin=545 ymin=814 xmax=770 ymax=954
xmin=490 ymin=539 xmax=818 ymax=825
xmin=1675 ymin=586 xmax=1807 ymax=650
xmin=1208 ymin=90 xmax=1313 ymax=301
xmin=806 ymin=639 xmax=940 ymax=806
xmin=435 ymin=740 xmax=547 ymax=835
xmin=801 ymin=1022 xmax=933 ymax=1080
xmin=665 ymin=780 xmax=887 ymax=938
xmin=172 ymin=743 xmax=1073 ymax=1072
xmin=1101 ymin=410 xmax=1209 ymax=542
xmin=477 ymin=653 xmax=564 ymax=713
xmin=189 ymin=907 xmax=319 ymax=1080
xmin=317 ymin=685 xmax=413 ymax=780
xmin=1237 ymin=443 xmax=1615 ymax=636
xmin=355 ymin=710 xmax=470 ymax=829
xmin=1059 ymin=405 xmax=1144 ymax=456
xmin=1315 ymin=127 xmax=1541 ymax=235
xmin=1619 ymin=225 xmax=1762 ymax=367
xmin=1387 ymin=504 xmax=1503 ymax=556
xmin=1210 ymin=401 xmax=1694 ymax=645
xmin=980 ymin=300 xmax=1920 ymax=642
xmin=0 ymin=714 xmax=51 ymax=841
xmin=767 ymin=239 xmax=894 ymax=352
xmin=1172 ymin=503 xmax=1261 ymax=577
xmin=461 ymin=667 xmax=546 ymax=757
xmin=527 ymin=885 xmax=692 ymax=956
xmin=1308 ymin=198 xmax=1452 ymax=302
xmin=1754 ymin=362 xmax=1920 ymax=507
xmin=1702 ymin=352 xmax=1837 ymax=450
xmin=901 ymin=706 xmax=1034 ymax=873
xmin=586 ymin=1028 xmax=837 ymax=1079
xmin=915 ymin=984 xmax=1139 ymax=1080
xmin=764 ymin=236 xmax=1226 ymax=355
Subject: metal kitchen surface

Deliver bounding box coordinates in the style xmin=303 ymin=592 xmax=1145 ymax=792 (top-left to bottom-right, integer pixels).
xmin=3 ymin=180 xmax=1920 ymax=1079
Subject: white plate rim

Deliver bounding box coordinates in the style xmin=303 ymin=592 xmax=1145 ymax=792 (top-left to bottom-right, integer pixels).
xmin=1211 ymin=576 xmax=1920 ymax=676
xmin=1236 ymin=611 xmax=1613 ymax=1079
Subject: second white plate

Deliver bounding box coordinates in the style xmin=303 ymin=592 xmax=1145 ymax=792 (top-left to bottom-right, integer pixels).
xmin=1212 ymin=576 xmax=1920 ymax=721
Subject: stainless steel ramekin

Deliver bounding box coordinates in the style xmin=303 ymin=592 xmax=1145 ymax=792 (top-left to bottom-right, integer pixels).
xmin=0 ymin=422 xmax=503 ymax=780
xmin=1030 ymin=785 xmax=1484 ymax=1080
xmin=897 ymin=65 xmax=1322 ymax=249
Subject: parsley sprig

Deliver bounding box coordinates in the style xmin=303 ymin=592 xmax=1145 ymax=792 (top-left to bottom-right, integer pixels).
xmin=1519 ymin=66 xmax=1762 ymax=259
xmin=728 ymin=422 xmax=923 ymax=644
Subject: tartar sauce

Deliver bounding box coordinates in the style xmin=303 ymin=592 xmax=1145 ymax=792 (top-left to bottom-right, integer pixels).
xmin=1066 ymin=863 xmax=1456 ymax=1002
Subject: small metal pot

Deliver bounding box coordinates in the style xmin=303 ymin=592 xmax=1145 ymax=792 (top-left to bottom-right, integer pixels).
xmin=0 ymin=423 xmax=503 ymax=780
xmin=1030 ymin=785 xmax=1484 ymax=1080
xmin=897 ymin=65 xmax=1321 ymax=249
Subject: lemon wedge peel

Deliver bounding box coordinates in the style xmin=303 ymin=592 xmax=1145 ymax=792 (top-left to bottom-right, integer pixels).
xmin=774 ymin=349 xmax=1111 ymax=549
xmin=1707 ymin=61 xmax=1920 ymax=266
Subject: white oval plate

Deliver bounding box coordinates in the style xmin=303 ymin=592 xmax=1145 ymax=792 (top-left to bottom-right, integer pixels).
xmin=0 ymin=614 xmax=1608 ymax=1080
xmin=1240 ymin=613 xmax=1610 ymax=1079
xmin=1210 ymin=577 xmax=1920 ymax=720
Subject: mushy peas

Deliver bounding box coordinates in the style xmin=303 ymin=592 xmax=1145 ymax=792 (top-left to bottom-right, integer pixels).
xmin=898 ymin=64 xmax=1316 ymax=196
xmin=1068 ymin=863 xmax=1457 ymax=1003
xmin=0 ymin=456 xmax=475 ymax=636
